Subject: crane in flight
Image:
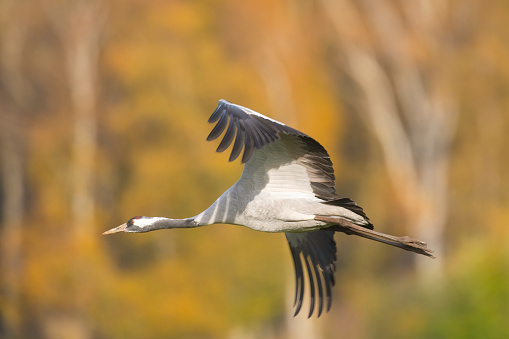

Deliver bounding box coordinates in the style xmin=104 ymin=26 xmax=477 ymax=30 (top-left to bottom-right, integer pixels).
xmin=103 ymin=100 xmax=433 ymax=317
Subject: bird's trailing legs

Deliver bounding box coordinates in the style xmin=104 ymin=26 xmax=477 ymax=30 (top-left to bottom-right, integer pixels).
xmin=315 ymin=216 xmax=435 ymax=258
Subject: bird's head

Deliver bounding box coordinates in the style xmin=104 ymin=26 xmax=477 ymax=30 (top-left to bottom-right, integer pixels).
xmin=103 ymin=216 xmax=159 ymax=234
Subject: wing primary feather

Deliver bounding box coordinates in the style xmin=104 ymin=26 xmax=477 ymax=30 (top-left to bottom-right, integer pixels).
xmin=216 ymin=115 xmax=236 ymax=152
xmin=313 ymin=263 xmax=324 ymax=317
xmin=228 ymin=119 xmax=244 ymax=162
xmin=313 ymin=249 xmax=333 ymax=296
xmin=249 ymin=125 xmax=266 ymax=147
xmin=304 ymin=255 xmax=316 ymax=318
xmin=208 ymin=105 xmax=224 ymax=123
xmin=256 ymin=116 xmax=281 ymax=134
xmin=308 ymin=242 xmax=326 ymax=317
xmin=246 ymin=123 xmax=263 ymax=150
xmin=241 ymin=126 xmax=255 ymax=163
xmin=290 ymin=250 xmax=304 ymax=314
xmin=324 ymin=268 xmax=333 ymax=312
xmin=251 ymin=119 xmax=273 ymax=145
xmin=207 ymin=110 xmax=229 ymax=141
xmin=294 ymin=255 xmax=305 ymax=316
xmin=314 ymin=241 xmax=334 ymax=312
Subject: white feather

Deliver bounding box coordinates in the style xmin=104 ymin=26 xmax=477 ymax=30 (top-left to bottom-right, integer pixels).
xmin=133 ymin=217 xmax=166 ymax=228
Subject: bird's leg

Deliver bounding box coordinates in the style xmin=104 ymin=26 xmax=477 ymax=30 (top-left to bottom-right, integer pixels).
xmin=315 ymin=216 xmax=435 ymax=258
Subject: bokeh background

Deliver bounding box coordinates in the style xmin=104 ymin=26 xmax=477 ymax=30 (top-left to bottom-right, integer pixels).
xmin=1 ymin=0 xmax=508 ymax=338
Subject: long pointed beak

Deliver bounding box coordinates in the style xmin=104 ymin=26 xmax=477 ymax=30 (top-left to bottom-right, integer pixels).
xmin=103 ymin=223 xmax=128 ymax=235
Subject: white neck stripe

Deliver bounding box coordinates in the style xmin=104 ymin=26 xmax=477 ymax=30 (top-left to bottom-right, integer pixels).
xmin=133 ymin=217 xmax=166 ymax=228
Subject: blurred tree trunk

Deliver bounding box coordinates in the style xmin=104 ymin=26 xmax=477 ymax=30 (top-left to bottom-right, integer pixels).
xmin=320 ymin=0 xmax=462 ymax=280
xmin=45 ymin=1 xmax=106 ymax=337
xmin=46 ymin=0 xmax=106 ymax=234
xmin=64 ymin=0 xmax=105 ymax=333
xmin=284 ymin=285 xmax=321 ymax=339
xmin=0 ymin=0 xmax=30 ymax=337
xmin=60 ymin=1 xmax=106 ymax=236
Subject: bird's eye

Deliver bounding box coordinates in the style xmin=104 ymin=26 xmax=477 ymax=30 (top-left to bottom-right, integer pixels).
xmin=127 ymin=216 xmax=142 ymax=226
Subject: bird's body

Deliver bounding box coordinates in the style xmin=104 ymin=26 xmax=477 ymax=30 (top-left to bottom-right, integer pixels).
xmin=104 ymin=100 xmax=431 ymax=318
xmin=193 ymin=135 xmax=368 ymax=233
xmin=195 ymin=188 xmax=366 ymax=233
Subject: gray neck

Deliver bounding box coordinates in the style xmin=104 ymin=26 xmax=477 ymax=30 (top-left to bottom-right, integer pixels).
xmin=142 ymin=217 xmax=199 ymax=232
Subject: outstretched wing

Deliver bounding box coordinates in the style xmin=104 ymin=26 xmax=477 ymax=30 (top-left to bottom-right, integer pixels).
xmin=207 ymin=99 xmax=337 ymax=200
xmin=286 ymin=231 xmax=337 ymax=317
xmin=207 ymin=100 xmax=341 ymax=317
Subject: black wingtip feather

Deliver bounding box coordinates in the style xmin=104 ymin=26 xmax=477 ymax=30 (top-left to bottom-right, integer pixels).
xmin=207 ymin=100 xmax=295 ymax=164
xmin=228 ymin=129 xmax=244 ymax=161
xmin=304 ymin=257 xmax=316 ymax=318
xmin=313 ymin=263 xmax=324 ymax=317
xmin=292 ymin=252 xmax=305 ymax=316
xmin=208 ymin=103 xmax=224 ymax=123
xmin=286 ymin=232 xmax=337 ymax=317
xmin=207 ymin=109 xmax=229 ymax=141
xmin=216 ymin=117 xmax=236 ymax=152
xmin=241 ymin=127 xmax=255 ymax=163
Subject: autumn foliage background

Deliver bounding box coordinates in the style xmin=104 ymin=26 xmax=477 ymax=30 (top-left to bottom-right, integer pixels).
xmin=1 ymin=0 xmax=508 ymax=338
